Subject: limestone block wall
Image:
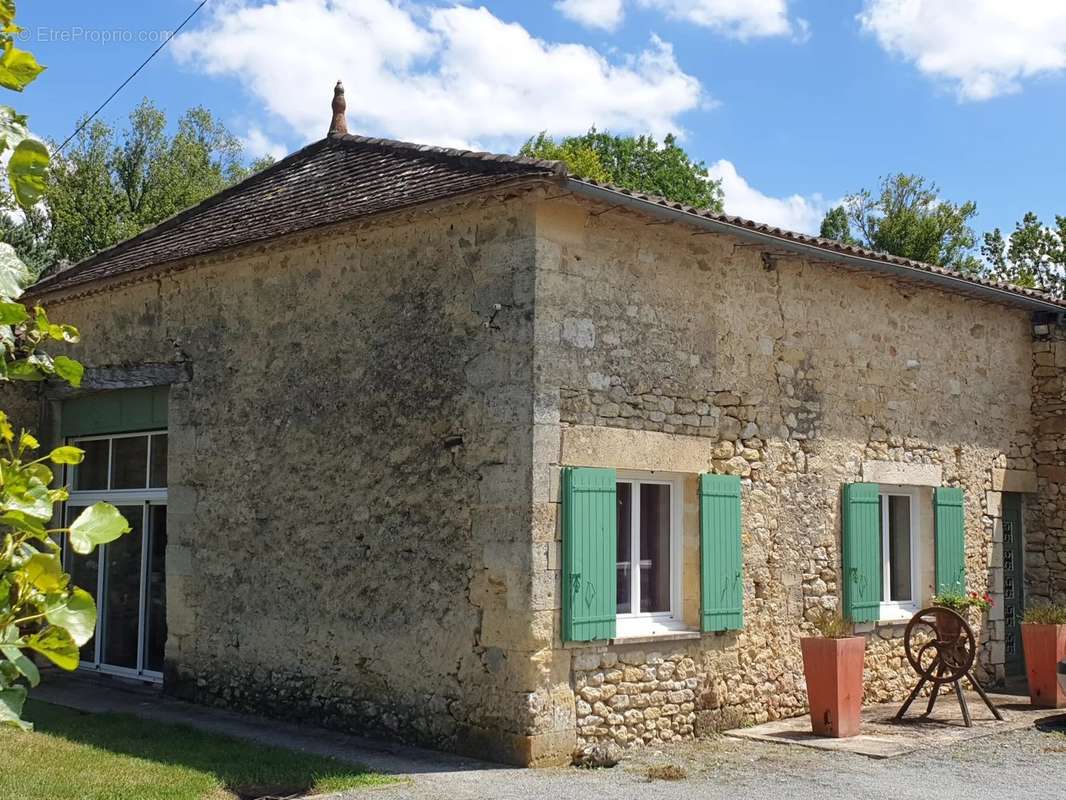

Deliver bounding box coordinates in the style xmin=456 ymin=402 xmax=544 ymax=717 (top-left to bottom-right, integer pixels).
xmin=28 ymin=194 xmax=548 ymax=764
xmin=529 ymin=194 xmax=1034 ymax=754
xmin=1029 ymin=320 xmax=1066 ymax=604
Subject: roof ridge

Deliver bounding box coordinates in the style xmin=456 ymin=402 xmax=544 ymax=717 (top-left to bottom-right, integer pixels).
xmin=570 ymin=178 xmax=1063 ymax=308
xmin=330 ymin=132 xmax=568 ymax=175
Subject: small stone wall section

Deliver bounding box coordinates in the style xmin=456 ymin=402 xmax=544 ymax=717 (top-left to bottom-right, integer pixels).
xmin=573 ymin=651 xmax=697 ymax=746
xmin=1029 ymin=321 xmax=1066 ymax=604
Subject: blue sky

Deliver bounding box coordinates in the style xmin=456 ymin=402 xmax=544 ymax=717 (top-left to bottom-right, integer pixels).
xmin=14 ymin=1 xmax=1066 ymax=237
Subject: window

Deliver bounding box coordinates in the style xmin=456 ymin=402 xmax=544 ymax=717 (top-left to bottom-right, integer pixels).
xmin=615 ymin=472 xmax=683 ymax=636
xmin=63 ymin=432 xmax=168 ymax=681
xmin=879 ymin=488 xmax=919 ymax=620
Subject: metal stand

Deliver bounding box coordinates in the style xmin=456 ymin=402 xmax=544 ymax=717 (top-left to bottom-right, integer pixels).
xmin=894 ymin=606 xmax=1003 ymax=727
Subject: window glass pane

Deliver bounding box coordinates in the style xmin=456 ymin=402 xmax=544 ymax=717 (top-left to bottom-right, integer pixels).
xmin=111 ymin=436 xmax=149 ymax=490
xmin=65 ymin=506 xmax=99 ymax=663
xmin=616 ymin=483 xmax=632 ymax=614
xmin=102 ymin=506 xmax=144 ymax=669
xmin=149 ymin=434 xmax=168 ymax=488
xmin=887 ymin=495 xmax=912 ymax=602
xmin=639 ymin=483 xmax=671 ymax=613
xmin=73 ymin=439 xmax=109 ymax=491
xmin=144 ymin=506 xmax=167 ymax=672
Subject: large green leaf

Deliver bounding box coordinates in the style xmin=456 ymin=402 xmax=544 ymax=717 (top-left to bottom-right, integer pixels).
xmin=0 ymin=46 xmax=44 ymax=92
xmin=0 ymin=644 xmax=40 ymax=687
xmin=4 ymin=479 xmax=51 ymax=520
xmin=44 ymin=587 xmax=96 ymax=647
xmin=21 ymin=550 xmax=63 ymax=592
xmin=68 ymin=502 xmax=131 ymax=554
xmin=53 ymin=355 xmax=84 ymax=387
xmin=0 ymin=242 xmax=27 ymax=300
xmin=48 ymin=445 xmax=84 ymax=465
xmin=8 ymin=137 xmax=48 ymax=208
xmin=26 ymin=627 xmax=78 ymax=670
xmin=0 ymin=685 xmax=29 ymax=730
xmin=0 ymin=510 xmax=45 ymax=537
xmin=0 ymin=301 xmax=26 ymax=324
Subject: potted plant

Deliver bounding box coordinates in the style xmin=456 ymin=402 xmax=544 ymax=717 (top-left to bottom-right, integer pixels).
xmin=1021 ymin=604 xmax=1066 ymax=708
xmin=800 ymin=608 xmax=865 ymax=738
xmin=931 ymin=590 xmax=993 ymax=640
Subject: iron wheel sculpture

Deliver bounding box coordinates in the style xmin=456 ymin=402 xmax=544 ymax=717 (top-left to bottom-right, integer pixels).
xmin=894 ymin=606 xmax=1003 ymax=727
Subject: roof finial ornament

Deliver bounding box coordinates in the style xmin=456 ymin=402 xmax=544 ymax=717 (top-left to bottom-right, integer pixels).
xmin=328 ymin=80 xmax=348 ymax=137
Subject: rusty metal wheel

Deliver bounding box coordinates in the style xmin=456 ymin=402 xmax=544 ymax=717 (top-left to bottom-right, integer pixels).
xmin=902 ymin=606 xmax=976 ymax=685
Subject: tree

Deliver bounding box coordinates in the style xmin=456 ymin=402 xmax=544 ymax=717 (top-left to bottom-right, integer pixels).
xmin=8 ymin=100 xmax=274 ymax=277
xmin=520 ymin=129 xmax=723 ymax=211
xmin=0 ymin=2 xmax=130 ymax=729
xmin=982 ymin=213 xmax=1066 ymax=298
xmin=818 ymin=205 xmax=857 ymax=246
xmin=818 ymin=174 xmax=981 ymax=273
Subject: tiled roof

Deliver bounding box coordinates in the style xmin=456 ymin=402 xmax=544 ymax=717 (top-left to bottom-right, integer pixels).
xmin=28 ymin=131 xmax=1066 ymax=312
xmin=569 ymin=179 xmax=1066 ymax=310
xmin=29 ymin=134 xmax=563 ymax=296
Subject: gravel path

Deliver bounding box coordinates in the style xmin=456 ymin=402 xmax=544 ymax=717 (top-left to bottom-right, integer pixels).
xmin=355 ymin=723 xmax=1066 ymax=800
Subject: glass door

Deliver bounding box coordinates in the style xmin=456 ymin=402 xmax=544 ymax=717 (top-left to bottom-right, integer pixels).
xmin=63 ymin=432 xmax=168 ymax=682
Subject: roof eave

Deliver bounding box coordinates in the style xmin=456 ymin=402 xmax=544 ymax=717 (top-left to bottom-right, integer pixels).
xmin=567 ymin=179 xmax=1065 ymax=315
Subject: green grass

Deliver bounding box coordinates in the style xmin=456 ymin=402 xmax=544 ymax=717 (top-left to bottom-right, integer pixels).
xmin=0 ymin=700 xmax=394 ymax=800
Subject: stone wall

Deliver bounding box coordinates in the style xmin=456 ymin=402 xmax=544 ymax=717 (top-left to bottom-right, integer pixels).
xmin=1029 ymin=320 xmax=1066 ymax=605
xmin=528 ymin=195 xmax=1035 ymax=755
xmin=27 ymin=192 xmax=554 ymax=764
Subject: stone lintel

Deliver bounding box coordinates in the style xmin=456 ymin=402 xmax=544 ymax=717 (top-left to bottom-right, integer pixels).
xmin=991 ymin=467 xmax=1039 ymax=493
xmin=43 ymin=362 xmax=191 ymax=399
xmin=861 ymin=460 xmax=942 ymax=487
xmin=560 ymin=425 xmax=714 ymax=474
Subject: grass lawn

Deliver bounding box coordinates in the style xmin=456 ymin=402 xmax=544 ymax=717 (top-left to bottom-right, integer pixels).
xmin=0 ymin=700 xmax=394 ymax=800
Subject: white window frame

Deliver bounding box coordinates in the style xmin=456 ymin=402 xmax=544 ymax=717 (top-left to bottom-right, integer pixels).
xmin=63 ymin=430 xmax=167 ymax=683
xmin=879 ymin=486 xmax=921 ymax=622
xmin=615 ymin=470 xmax=685 ymax=638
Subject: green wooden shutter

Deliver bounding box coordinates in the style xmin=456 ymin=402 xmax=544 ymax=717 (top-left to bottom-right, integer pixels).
xmin=842 ymin=482 xmax=881 ymax=624
xmin=699 ymin=473 xmax=744 ymax=632
xmin=562 ymin=467 xmax=617 ymax=642
xmin=935 ymin=487 xmax=966 ymax=594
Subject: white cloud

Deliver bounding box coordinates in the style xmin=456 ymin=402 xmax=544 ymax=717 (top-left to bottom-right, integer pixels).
xmin=555 ymin=0 xmax=625 ymax=32
xmin=859 ymin=0 xmax=1066 ymax=100
xmin=708 ymin=159 xmax=834 ymax=234
xmin=638 ymin=0 xmax=797 ymax=40
xmin=173 ymin=0 xmax=703 ymax=149
xmin=242 ymin=126 xmax=288 ymax=161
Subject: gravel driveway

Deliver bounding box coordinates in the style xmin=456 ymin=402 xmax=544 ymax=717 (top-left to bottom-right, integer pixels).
xmin=356 ymin=721 xmax=1066 ymax=800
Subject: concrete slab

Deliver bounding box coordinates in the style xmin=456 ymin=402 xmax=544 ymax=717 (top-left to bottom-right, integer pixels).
xmin=725 ymin=692 xmax=1066 ymax=759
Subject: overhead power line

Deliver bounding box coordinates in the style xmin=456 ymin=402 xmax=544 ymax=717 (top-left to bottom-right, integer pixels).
xmin=56 ymin=0 xmax=211 ymax=154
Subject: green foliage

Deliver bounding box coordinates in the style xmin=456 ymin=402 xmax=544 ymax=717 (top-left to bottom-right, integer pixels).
xmin=1 ymin=100 xmax=274 ymax=279
xmin=0 ymin=4 xmax=130 ymax=730
xmin=818 ymin=173 xmax=981 ymax=273
xmin=818 ymin=205 xmax=858 ymax=246
xmin=1023 ymin=603 xmax=1066 ymax=625
xmin=932 ymin=590 xmax=992 ymax=612
xmin=981 ymin=212 xmax=1066 ymax=298
xmin=520 ymin=128 xmax=723 ymax=211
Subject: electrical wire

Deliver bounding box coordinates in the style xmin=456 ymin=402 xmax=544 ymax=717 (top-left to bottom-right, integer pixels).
xmin=56 ymin=0 xmax=211 ymax=154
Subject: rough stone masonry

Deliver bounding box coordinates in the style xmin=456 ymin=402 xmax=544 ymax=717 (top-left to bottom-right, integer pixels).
xmin=11 ymin=178 xmax=1060 ymax=766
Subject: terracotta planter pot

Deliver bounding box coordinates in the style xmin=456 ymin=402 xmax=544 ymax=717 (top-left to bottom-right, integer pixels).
xmin=800 ymin=636 xmax=865 ymax=738
xmin=933 ymin=608 xmax=964 ymax=642
xmin=1021 ymin=623 xmax=1066 ymax=708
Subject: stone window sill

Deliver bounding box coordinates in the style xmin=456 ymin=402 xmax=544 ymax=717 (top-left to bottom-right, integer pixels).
xmin=562 ymin=629 xmax=702 ymax=649
xmin=855 ymin=620 xmax=909 ymax=635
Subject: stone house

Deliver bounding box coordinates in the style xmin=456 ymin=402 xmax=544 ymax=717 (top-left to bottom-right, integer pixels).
xmin=14 ymin=85 xmax=1066 ymax=766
